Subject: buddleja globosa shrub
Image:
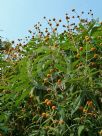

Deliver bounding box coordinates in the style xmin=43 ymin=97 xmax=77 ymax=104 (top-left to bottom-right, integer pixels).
xmin=0 ymin=10 xmax=102 ymax=136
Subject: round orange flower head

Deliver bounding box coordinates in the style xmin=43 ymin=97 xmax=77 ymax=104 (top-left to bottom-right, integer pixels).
xmin=46 ymin=100 xmax=52 ymax=106
xmin=59 ymin=120 xmax=64 ymax=124
xmin=90 ymin=62 xmax=96 ymax=66
xmin=91 ymin=47 xmax=96 ymax=51
xmin=86 ymin=100 xmax=93 ymax=107
xmin=41 ymin=113 xmax=49 ymax=118
xmin=41 ymin=113 xmax=46 ymax=118
xmin=93 ymin=54 xmax=98 ymax=59
xmin=47 ymin=74 xmax=51 ymax=78
xmin=85 ymin=36 xmax=90 ymax=42
xmin=79 ymin=47 xmax=83 ymax=51
xmin=57 ymin=79 xmax=62 ymax=85
xmin=44 ymin=99 xmax=49 ymax=104
xmin=52 ymin=105 xmax=56 ymax=110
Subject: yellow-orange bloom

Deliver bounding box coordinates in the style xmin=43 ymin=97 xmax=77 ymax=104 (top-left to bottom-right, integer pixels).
xmin=86 ymin=100 xmax=93 ymax=106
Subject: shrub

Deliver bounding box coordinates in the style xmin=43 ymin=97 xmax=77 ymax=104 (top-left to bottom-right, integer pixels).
xmin=0 ymin=10 xmax=102 ymax=136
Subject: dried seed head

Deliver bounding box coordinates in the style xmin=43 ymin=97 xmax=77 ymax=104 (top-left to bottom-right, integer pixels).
xmin=56 ymin=23 xmax=59 ymax=27
xmin=72 ymin=9 xmax=75 ymax=12
xmin=49 ymin=23 xmax=52 ymax=26
xmin=28 ymin=30 xmax=32 ymax=33
xmin=81 ymin=11 xmax=84 ymax=14
xmin=12 ymin=41 xmax=14 ymax=44
xmin=66 ymin=16 xmax=70 ymax=20
xmin=63 ymin=25 xmax=66 ymax=27
xmin=59 ymin=19 xmax=62 ymax=22
xmin=53 ymin=18 xmax=56 ymax=21
xmin=45 ymin=29 xmax=48 ymax=33
xmin=47 ymin=32 xmax=50 ymax=36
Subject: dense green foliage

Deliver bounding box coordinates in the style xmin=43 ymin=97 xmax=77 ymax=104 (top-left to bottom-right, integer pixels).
xmin=0 ymin=11 xmax=102 ymax=136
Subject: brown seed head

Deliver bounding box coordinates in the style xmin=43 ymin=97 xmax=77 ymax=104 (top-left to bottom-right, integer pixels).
xmin=47 ymin=74 xmax=51 ymax=78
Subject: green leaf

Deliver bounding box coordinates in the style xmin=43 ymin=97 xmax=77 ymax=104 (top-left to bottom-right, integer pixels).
xmin=15 ymin=89 xmax=29 ymax=106
xmin=70 ymin=133 xmax=74 ymax=136
xmin=78 ymin=125 xmax=84 ymax=136
xmin=54 ymin=64 xmax=66 ymax=72
xmin=71 ymin=95 xmax=81 ymax=115
xmin=90 ymin=26 xmax=100 ymax=36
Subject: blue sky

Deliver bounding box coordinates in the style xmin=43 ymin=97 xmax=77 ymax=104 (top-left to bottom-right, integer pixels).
xmin=0 ymin=0 xmax=102 ymax=41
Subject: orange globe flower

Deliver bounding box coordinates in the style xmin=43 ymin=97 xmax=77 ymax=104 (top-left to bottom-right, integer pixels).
xmin=57 ymin=79 xmax=62 ymax=85
xmin=59 ymin=120 xmax=64 ymax=124
xmin=52 ymin=106 xmax=56 ymax=110
xmin=46 ymin=100 xmax=52 ymax=106
xmin=86 ymin=100 xmax=93 ymax=106
xmin=91 ymin=47 xmax=96 ymax=51
xmin=44 ymin=99 xmax=49 ymax=104
xmin=47 ymin=74 xmax=51 ymax=78
xmin=79 ymin=47 xmax=83 ymax=51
